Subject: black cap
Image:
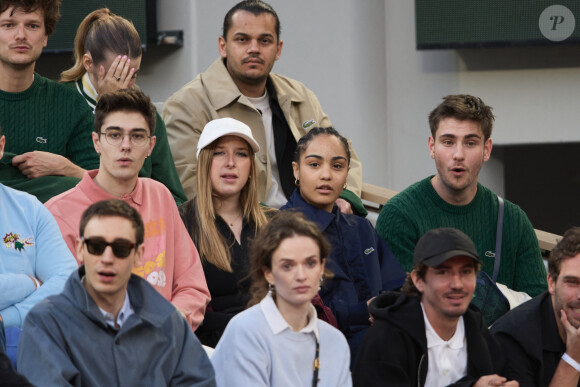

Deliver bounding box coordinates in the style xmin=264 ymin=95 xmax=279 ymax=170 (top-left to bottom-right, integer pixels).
xmin=413 ymin=227 xmax=481 ymax=267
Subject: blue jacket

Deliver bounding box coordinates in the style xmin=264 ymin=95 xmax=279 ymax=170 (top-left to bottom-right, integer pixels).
xmin=282 ymin=190 xmax=405 ymax=360
xmin=18 ymin=267 xmax=216 ymax=387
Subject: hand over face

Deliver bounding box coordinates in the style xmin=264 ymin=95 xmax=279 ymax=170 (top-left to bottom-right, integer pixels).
xmin=96 ymin=55 xmax=137 ymax=95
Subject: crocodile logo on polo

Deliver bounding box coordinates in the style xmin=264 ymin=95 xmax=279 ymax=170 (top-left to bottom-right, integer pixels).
xmin=36 ymin=137 xmax=47 ymax=144
xmin=302 ymin=119 xmax=316 ymax=129
xmin=364 ymin=247 xmax=375 ymax=255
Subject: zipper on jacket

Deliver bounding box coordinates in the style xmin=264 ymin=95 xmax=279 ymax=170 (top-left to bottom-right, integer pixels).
xmin=417 ymin=353 xmax=425 ymax=387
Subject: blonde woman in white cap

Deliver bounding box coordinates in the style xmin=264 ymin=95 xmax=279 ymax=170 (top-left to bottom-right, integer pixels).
xmin=179 ymin=117 xmax=274 ymax=347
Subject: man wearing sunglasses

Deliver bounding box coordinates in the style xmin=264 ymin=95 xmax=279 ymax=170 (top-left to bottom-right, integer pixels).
xmin=18 ymin=199 xmax=216 ymax=386
xmin=45 ymin=89 xmax=210 ymax=331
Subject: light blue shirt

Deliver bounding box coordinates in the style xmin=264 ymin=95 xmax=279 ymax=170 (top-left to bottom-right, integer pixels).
xmin=212 ymin=293 xmax=352 ymax=387
xmin=98 ymin=290 xmax=134 ymax=329
xmin=0 ymin=183 xmax=77 ymax=327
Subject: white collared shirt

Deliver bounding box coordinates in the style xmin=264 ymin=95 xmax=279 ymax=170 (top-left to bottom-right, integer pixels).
xmin=98 ymin=290 xmax=134 ymax=329
xmin=260 ymin=292 xmax=320 ymax=341
xmin=421 ymin=302 xmax=467 ymax=387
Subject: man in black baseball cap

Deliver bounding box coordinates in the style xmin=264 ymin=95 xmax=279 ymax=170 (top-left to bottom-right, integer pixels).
xmin=353 ymin=228 xmax=518 ymax=387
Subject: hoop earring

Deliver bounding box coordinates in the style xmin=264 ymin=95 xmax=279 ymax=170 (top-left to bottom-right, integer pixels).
xmin=295 ymin=179 xmax=300 ymax=187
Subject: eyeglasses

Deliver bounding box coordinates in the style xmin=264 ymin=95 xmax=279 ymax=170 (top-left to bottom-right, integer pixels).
xmin=81 ymin=237 xmax=137 ymax=258
xmin=99 ymin=129 xmax=151 ymax=147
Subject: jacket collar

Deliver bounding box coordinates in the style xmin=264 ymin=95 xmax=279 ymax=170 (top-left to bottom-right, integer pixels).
xmin=282 ymin=189 xmax=338 ymax=231
xmin=203 ymin=57 xmax=306 ymax=111
xmin=64 ymin=266 xmax=174 ymax=330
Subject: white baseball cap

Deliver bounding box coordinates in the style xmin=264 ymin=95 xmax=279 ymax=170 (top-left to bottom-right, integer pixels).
xmin=196 ymin=118 xmax=260 ymax=159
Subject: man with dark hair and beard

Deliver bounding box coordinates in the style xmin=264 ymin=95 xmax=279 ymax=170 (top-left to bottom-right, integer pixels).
xmin=163 ymin=0 xmax=365 ymax=215
xmin=353 ymin=227 xmax=517 ymax=387
xmin=493 ymin=227 xmax=580 ymax=386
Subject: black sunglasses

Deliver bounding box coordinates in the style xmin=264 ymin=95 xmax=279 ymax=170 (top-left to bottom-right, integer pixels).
xmin=81 ymin=237 xmax=136 ymax=258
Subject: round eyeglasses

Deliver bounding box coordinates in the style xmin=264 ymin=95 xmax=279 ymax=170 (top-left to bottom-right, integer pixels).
xmin=99 ymin=130 xmax=151 ymax=147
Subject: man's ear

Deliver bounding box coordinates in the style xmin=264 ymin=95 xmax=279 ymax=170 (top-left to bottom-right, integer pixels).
xmin=76 ymin=238 xmax=85 ymax=264
xmin=548 ymin=273 xmax=556 ymax=296
xmin=411 ymin=270 xmax=425 ymax=293
xmin=147 ymin=136 xmax=157 ymax=157
xmin=92 ymin=131 xmax=101 ymax=155
xmin=274 ymin=40 xmax=283 ymax=61
xmin=133 ymin=244 xmax=144 ymax=268
xmin=428 ymin=136 xmax=435 ymax=159
xmin=483 ymin=138 xmax=493 ymax=162
xmin=218 ymin=36 xmax=227 ymax=59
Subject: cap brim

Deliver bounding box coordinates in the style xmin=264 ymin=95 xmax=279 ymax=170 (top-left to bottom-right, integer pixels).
xmin=422 ymin=249 xmax=482 ymax=267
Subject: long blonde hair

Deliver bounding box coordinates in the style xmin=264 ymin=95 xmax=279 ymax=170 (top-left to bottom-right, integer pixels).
xmin=60 ymin=8 xmax=142 ymax=82
xmin=195 ymin=139 xmax=270 ymax=272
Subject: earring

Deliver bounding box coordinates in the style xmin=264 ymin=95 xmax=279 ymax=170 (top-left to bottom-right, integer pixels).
xmin=268 ymin=283 xmax=275 ymax=295
xmin=319 ymin=277 xmax=323 ymax=291
xmin=97 ymin=151 xmax=101 ymax=156
xmin=294 ymin=179 xmax=300 ymax=187
xmin=248 ymin=175 xmax=251 ymax=180
xmin=343 ymin=182 xmax=348 ymax=190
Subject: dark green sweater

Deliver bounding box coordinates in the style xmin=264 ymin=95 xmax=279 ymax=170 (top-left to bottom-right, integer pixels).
xmin=376 ymin=177 xmax=547 ymax=297
xmin=0 ymin=74 xmax=99 ymax=172
xmin=0 ymin=153 xmax=80 ymax=203
xmin=64 ymin=79 xmax=187 ymax=206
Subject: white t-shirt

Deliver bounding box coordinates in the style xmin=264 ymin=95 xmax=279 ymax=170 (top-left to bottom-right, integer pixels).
xmin=248 ymin=92 xmax=288 ymax=208
xmin=421 ymin=302 xmax=468 ymax=387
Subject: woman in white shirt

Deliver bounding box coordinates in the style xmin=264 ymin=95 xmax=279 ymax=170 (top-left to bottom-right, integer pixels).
xmin=211 ymin=211 xmax=352 ymax=387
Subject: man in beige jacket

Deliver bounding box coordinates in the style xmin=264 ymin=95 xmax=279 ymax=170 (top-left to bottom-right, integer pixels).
xmin=163 ymin=0 xmax=364 ymax=215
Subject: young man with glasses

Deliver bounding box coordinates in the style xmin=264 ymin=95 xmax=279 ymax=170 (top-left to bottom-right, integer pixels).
xmin=45 ymin=89 xmax=210 ymax=331
xmin=18 ymin=199 xmax=216 ymax=386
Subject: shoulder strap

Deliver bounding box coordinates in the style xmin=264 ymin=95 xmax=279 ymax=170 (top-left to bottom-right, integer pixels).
xmin=493 ymin=196 xmax=504 ymax=281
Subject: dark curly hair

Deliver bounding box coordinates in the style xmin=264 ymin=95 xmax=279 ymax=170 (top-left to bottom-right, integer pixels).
xmin=0 ymin=0 xmax=62 ymax=36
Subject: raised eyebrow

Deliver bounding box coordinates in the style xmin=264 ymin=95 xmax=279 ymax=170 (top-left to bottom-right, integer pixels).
xmin=304 ymin=154 xmax=323 ymax=160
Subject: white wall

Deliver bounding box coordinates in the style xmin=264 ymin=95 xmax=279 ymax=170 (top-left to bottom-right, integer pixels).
xmin=135 ymin=0 xmax=580 ymax=198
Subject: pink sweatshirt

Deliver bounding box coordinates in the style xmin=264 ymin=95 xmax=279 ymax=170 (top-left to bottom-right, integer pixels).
xmin=45 ymin=170 xmax=210 ymax=330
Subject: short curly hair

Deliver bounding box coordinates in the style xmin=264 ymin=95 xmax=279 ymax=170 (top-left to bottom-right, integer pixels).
xmin=549 ymin=227 xmax=580 ymax=282
xmin=0 ymin=0 xmax=62 ymax=36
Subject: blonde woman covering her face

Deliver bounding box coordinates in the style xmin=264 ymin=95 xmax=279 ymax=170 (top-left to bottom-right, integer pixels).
xmin=59 ymin=8 xmax=187 ymax=205
xmin=179 ymin=118 xmax=272 ymax=347
xmin=211 ymin=211 xmax=352 ymax=386
xmin=281 ymin=127 xmax=407 ymax=366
